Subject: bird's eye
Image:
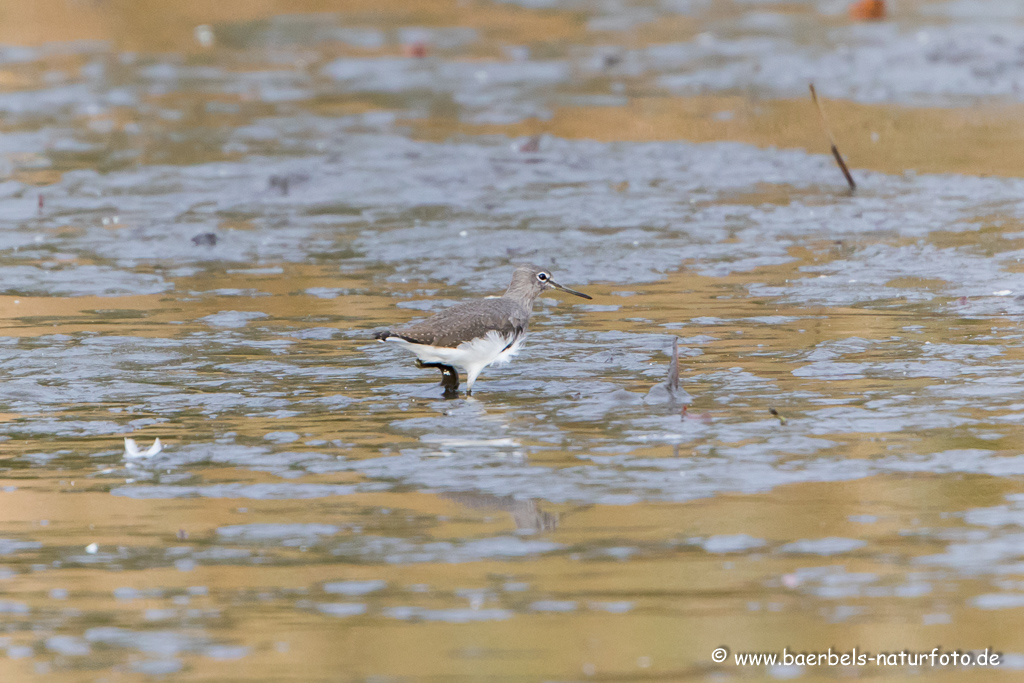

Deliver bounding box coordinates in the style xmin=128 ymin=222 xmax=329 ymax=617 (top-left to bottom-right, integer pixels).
xmin=537 ymin=272 xmax=549 ymax=282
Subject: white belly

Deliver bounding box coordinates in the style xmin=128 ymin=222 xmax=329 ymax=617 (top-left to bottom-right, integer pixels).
xmin=386 ymin=330 xmax=526 ymax=389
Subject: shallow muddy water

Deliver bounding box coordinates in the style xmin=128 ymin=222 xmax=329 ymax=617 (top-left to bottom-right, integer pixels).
xmin=4 ymin=1 xmax=1024 ymax=681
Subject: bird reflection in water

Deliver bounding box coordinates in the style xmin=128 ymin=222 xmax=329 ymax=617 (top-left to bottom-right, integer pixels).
xmin=441 ymin=492 xmax=559 ymax=532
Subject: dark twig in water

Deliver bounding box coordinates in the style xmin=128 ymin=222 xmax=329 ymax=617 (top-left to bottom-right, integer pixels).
xmin=809 ymin=84 xmax=856 ymax=191
xmin=646 ymin=336 xmax=689 ymax=406
xmin=769 ymin=407 xmax=788 ymax=426
xmin=668 ymin=337 xmax=679 ymax=393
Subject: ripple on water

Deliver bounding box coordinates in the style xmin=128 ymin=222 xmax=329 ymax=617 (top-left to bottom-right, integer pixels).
xmin=200 ymin=311 xmax=270 ymax=328
xmin=382 ymin=606 xmax=513 ymax=623
xmin=777 ymin=538 xmax=867 ymax=556
xmin=0 ymin=265 xmax=170 ymax=297
xmin=330 ymin=535 xmax=563 ymax=565
xmin=45 ymin=636 xmax=90 ymax=656
xmin=323 ymin=580 xmax=386 ymax=596
xmin=110 ymin=483 xmax=364 ymax=500
xmin=701 ymin=534 xmax=766 ymax=554
xmin=83 ymin=628 xmax=208 ymax=657
xmin=530 ymin=600 xmax=576 ymax=612
xmin=315 ymin=603 xmax=367 ymax=618
xmin=970 ymin=593 xmax=1024 ymax=610
xmin=0 ymin=539 xmax=42 ymax=555
xmin=216 ymin=524 xmax=340 ymax=544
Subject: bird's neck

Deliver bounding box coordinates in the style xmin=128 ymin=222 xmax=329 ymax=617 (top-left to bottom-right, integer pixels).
xmin=502 ymin=291 xmax=538 ymax=310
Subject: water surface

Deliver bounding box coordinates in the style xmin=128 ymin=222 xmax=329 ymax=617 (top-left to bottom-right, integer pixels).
xmin=2 ymin=1 xmax=1024 ymax=680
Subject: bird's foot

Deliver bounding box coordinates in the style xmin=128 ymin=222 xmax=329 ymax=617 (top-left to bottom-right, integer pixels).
xmin=416 ymin=360 xmax=461 ymax=398
xmin=440 ymin=368 xmax=460 ymax=398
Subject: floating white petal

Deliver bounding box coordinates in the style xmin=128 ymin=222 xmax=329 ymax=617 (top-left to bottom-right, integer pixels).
xmin=123 ymin=437 xmax=163 ymax=459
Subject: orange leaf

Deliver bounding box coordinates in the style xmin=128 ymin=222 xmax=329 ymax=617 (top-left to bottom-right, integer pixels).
xmin=849 ymin=0 xmax=885 ymax=20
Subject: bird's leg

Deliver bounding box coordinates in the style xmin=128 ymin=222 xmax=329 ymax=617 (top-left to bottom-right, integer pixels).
xmin=415 ymin=360 xmax=461 ymax=397
xmin=439 ymin=366 xmax=460 ymax=398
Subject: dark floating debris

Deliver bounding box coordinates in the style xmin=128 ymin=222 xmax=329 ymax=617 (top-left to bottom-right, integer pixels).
xmin=268 ymin=173 xmax=311 ymax=196
xmin=809 ymin=84 xmax=856 ymax=192
xmin=645 ymin=337 xmax=692 ymax=405
xmin=602 ymin=53 xmax=622 ymax=69
xmin=402 ymin=42 xmax=429 ymax=58
xmin=191 ymin=232 xmax=217 ymax=246
xmin=517 ymin=135 xmax=542 ymax=153
xmin=769 ymin=407 xmax=788 ymax=426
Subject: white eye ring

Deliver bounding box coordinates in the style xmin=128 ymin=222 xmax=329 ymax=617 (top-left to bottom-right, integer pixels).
xmin=537 ymin=272 xmax=549 ymax=281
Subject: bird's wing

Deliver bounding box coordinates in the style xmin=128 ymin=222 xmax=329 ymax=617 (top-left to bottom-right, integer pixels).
xmin=387 ymin=299 xmax=525 ymax=348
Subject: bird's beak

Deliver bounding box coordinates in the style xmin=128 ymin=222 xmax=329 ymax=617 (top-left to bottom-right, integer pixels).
xmin=549 ymin=280 xmax=592 ymax=300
